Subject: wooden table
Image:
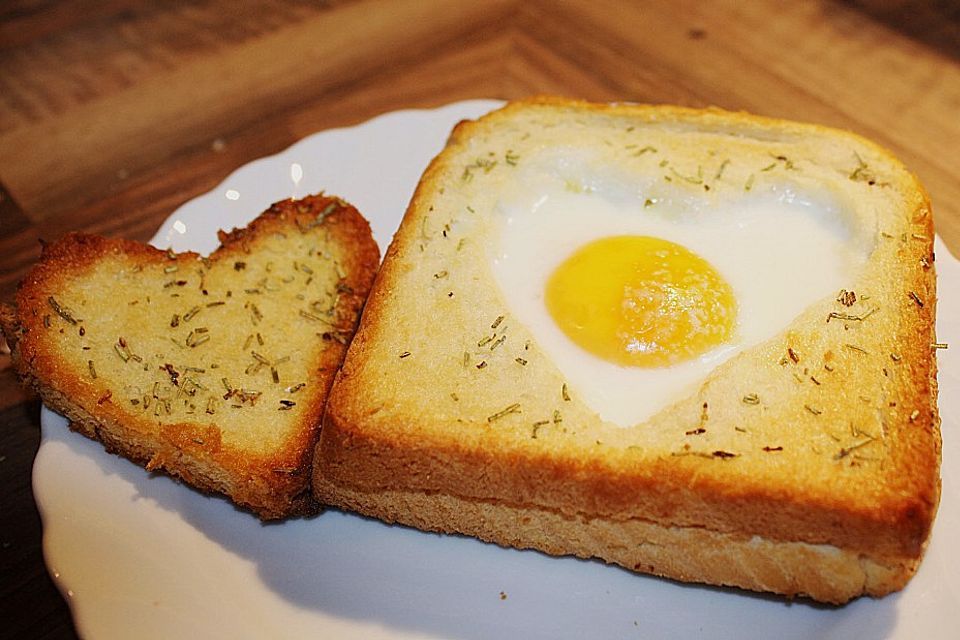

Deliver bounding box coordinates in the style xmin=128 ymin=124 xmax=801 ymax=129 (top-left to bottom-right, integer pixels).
xmin=1 ymin=1 xmax=958 ymax=637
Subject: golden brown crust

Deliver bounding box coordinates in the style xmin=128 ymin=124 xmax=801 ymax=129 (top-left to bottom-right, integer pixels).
xmin=4 ymin=193 xmax=379 ymax=519
xmin=315 ymin=479 xmax=918 ymax=605
xmin=314 ymin=98 xmax=941 ymax=601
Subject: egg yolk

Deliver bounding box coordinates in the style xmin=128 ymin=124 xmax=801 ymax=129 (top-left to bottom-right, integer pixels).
xmin=545 ymin=236 xmax=737 ymax=367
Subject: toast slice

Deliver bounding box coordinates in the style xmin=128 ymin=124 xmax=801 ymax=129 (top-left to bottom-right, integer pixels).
xmin=2 ymin=194 xmax=379 ymax=519
xmin=313 ymin=98 xmax=941 ymax=603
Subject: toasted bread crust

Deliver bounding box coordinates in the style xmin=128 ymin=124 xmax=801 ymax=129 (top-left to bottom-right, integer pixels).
xmin=314 ymin=98 xmax=940 ymax=600
xmin=314 ymin=480 xmax=916 ymax=605
xmin=4 ymin=194 xmax=379 ymax=519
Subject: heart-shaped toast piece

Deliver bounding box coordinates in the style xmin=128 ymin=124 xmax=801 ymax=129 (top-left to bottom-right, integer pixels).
xmin=2 ymin=194 xmax=379 ymax=518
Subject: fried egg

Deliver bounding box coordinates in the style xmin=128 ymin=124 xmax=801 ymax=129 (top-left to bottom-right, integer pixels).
xmin=489 ymin=155 xmax=871 ymax=427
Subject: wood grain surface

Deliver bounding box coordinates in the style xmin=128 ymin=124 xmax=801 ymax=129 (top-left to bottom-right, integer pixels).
xmin=1 ymin=1 xmax=958 ymax=637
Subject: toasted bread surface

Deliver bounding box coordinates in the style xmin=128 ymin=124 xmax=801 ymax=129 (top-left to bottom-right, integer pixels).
xmin=3 ymin=194 xmax=379 ymax=519
xmin=313 ymin=98 xmax=940 ymax=601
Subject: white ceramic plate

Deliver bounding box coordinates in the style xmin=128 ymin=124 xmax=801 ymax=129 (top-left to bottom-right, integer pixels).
xmin=34 ymin=101 xmax=960 ymax=640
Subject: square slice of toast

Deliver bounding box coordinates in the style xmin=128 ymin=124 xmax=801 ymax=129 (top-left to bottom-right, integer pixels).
xmin=313 ymin=98 xmax=941 ymax=603
xmin=2 ymin=194 xmax=379 ymax=519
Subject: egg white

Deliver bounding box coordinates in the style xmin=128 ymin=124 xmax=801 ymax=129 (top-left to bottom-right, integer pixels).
xmin=488 ymin=157 xmax=871 ymax=427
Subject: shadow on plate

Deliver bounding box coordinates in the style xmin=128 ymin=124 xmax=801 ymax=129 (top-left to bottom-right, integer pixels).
xmin=40 ymin=416 xmax=899 ymax=640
